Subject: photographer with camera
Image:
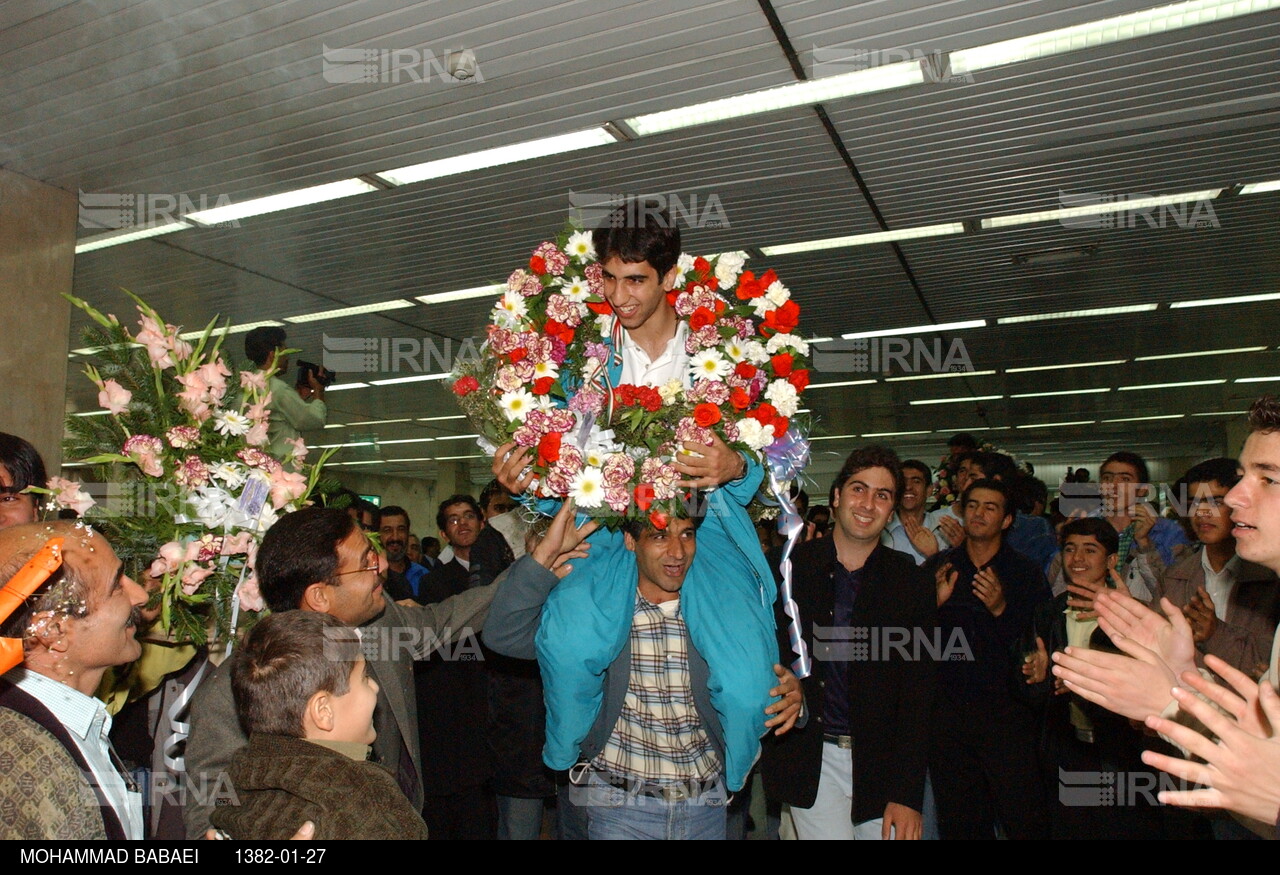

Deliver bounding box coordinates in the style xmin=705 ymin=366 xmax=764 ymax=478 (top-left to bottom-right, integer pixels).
xmin=244 ymin=327 xmax=329 ymax=460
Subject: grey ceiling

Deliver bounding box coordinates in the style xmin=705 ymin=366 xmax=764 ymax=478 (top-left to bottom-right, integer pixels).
xmin=7 ymin=0 xmax=1278 ymax=483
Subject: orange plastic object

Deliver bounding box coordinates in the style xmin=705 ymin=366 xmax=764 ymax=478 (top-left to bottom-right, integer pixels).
xmin=0 ymin=537 xmax=65 ymax=673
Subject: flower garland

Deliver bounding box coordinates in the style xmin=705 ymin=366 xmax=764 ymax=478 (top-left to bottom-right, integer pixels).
xmin=51 ymin=291 xmax=338 ymax=645
xmin=453 ymin=224 xmax=812 ymax=530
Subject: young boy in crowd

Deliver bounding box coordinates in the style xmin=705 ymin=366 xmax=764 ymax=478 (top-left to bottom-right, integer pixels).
xmin=211 ymin=612 xmax=429 ymax=840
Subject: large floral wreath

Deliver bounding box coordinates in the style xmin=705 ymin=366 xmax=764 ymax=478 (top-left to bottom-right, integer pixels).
xmin=453 ymin=224 xmax=811 ymax=529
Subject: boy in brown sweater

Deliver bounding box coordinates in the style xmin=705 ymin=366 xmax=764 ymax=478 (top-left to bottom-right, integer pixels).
xmin=211 ymin=612 xmax=428 ymax=840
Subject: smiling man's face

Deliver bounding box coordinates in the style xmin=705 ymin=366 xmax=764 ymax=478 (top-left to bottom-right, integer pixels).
xmin=627 ymin=517 xmax=697 ymax=605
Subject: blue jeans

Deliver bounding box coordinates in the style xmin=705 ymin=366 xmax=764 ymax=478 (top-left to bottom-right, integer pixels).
xmin=577 ymin=771 xmax=727 ymax=840
xmin=496 ymin=795 xmax=546 ymax=841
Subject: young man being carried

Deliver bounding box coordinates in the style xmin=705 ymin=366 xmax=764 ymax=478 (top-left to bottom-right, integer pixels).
xmin=490 ymin=203 xmax=783 ymax=797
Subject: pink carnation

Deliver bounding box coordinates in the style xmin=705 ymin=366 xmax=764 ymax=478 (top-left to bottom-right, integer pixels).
xmin=507 ymin=269 xmax=531 ymax=293
xmin=174 ymin=455 xmax=210 ymax=489
xmin=568 ymin=388 xmax=605 ymax=417
xmin=534 ymin=242 xmax=569 ymax=277
xmin=166 ymin=425 xmax=200 ymax=449
xmin=584 ymin=262 xmax=604 ymax=294
xmin=601 ymin=453 xmax=635 ymax=488
xmin=122 ymin=434 xmax=165 ymax=478
xmin=237 ymin=448 xmax=281 ymax=472
xmin=604 ymin=485 xmax=632 ymax=513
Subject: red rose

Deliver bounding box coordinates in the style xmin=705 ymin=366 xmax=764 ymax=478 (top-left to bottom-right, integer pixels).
xmin=648 ymin=510 xmax=670 ymax=530
xmin=666 ymin=291 xmax=679 ymax=308
xmin=787 ymin=369 xmax=810 ymax=392
xmin=734 ymin=362 xmax=757 ymax=380
xmin=693 ymin=403 xmax=722 ymax=427
xmin=762 ymin=300 xmax=800 ymax=335
xmin=730 ymin=387 xmax=751 ymax=411
xmin=735 ymin=270 xmax=764 ymax=300
xmin=693 ymin=256 xmax=711 ymax=276
xmin=748 ymin=403 xmax=777 ymax=426
xmin=452 ymin=375 xmax=479 ymax=397
xmin=508 ymin=347 xmax=527 ymax=364
xmin=586 ymin=300 xmax=613 ymax=315
xmin=770 ymin=415 xmax=790 ymax=438
xmin=633 ymin=484 xmax=655 ymax=512
xmin=714 ymin=299 xmax=726 ymax=316
xmin=543 ymin=319 xmax=574 ymax=345
xmin=770 ymin=353 xmax=793 ymax=377
xmin=689 ymin=306 xmax=716 ymax=331
xmin=537 ymin=431 xmax=562 ymax=466
xmin=529 ymin=255 xmax=546 ymax=275
xmin=532 ymin=377 xmax=554 ymax=396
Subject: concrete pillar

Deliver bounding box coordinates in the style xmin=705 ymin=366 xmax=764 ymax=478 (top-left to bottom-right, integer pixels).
xmin=0 ymin=169 xmax=77 ymax=471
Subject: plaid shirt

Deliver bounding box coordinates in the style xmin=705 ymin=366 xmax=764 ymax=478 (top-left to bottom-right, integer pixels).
xmin=592 ymin=593 xmax=720 ymax=784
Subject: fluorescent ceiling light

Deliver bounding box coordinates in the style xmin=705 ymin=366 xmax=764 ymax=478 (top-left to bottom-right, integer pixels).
xmin=1101 ymin=414 xmax=1186 ymax=423
xmin=285 ymin=300 xmax=416 ymax=323
xmin=809 ymin=434 xmax=859 ymax=442
xmin=886 ymin=370 xmax=997 ymax=383
xmin=368 ymin=372 xmax=451 ymax=386
xmin=375 ymin=437 xmax=436 ymax=446
xmin=418 ymin=414 xmax=466 ymax=422
xmin=72 ymin=410 xmax=111 ymax=417
xmin=326 ymin=382 xmax=369 ymax=392
xmin=1118 ymin=379 xmax=1227 ymax=391
xmin=434 ymin=454 xmax=487 ymax=461
xmin=808 ymin=337 xmax=835 ymax=344
xmin=982 ymin=189 xmax=1222 ymax=230
xmin=177 ymin=319 xmax=285 ymax=341
xmin=762 ymin=223 xmax=964 ymax=256
xmin=417 ymin=284 xmax=507 ymax=305
xmin=625 ymin=61 xmax=924 ymax=136
xmin=385 ymin=457 xmax=435 ymax=463
xmin=1192 ymin=410 xmax=1249 ymax=416
xmin=862 ymin=430 xmax=931 ymax=437
xmin=433 ymin=434 xmax=480 ymax=441
xmin=1015 ymin=420 xmax=1096 ymax=430
xmin=75 ymin=221 xmax=191 ymax=253
xmin=910 ymin=395 xmax=1004 ymax=406
xmin=806 ymin=379 xmax=879 ymax=389
xmin=324 ymin=423 xmax=346 ymax=429
xmin=376 ymin=129 xmax=616 ymax=186
xmin=330 ymin=459 xmax=385 ymax=467
xmin=1136 ymin=346 xmax=1267 ymax=361
xmin=1011 ymin=387 xmax=1110 ymax=398
xmin=184 ymin=178 xmax=378 ymax=225
xmin=313 ymin=440 xmax=375 ymax=449
xmin=1236 ymin=376 xmax=1280 ymax=383
xmin=1171 ymin=292 xmax=1280 ymax=309
xmin=1241 ymin=179 xmax=1280 ymax=195
xmin=950 ymin=0 xmax=1279 ymax=74
xmin=843 ymin=320 xmax=986 ymax=340
xmin=996 ymin=304 xmax=1157 ymax=324
xmin=1006 ymin=359 xmax=1125 ymax=374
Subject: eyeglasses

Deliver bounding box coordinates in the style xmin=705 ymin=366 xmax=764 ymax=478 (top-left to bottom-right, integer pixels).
xmin=445 ymin=512 xmax=479 ymax=526
xmin=333 ymin=550 xmax=380 ymax=578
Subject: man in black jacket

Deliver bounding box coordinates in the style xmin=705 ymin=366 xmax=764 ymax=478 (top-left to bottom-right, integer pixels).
xmin=925 ymin=477 xmax=1052 ymax=839
xmin=761 ymin=445 xmax=935 ymax=839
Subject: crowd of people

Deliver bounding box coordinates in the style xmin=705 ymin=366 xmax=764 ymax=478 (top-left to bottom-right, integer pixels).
xmin=3 ymin=202 xmax=1280 ymax=841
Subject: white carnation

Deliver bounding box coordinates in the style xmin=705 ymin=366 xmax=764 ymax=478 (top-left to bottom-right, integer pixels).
xmin=715 ymin=251 xmax=747 ymax=289
xmin=765 ymin=281 xmax=791 ymax=308
xmin=742 ymin=340 xmax=769 ymax=365
xmin=765 ymin=380 xmax=799 ymax=417
xmin=736 ymin=418 xmax=775 ymax=451
xmin=766 ymin=333 xmax=810 ymax=356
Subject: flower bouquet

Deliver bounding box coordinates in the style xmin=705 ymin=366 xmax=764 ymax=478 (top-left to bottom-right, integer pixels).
xmin=452 ymin=224 xmax=812 ymax=529
xmin=54 ymin=291 xmax=337 ymax=645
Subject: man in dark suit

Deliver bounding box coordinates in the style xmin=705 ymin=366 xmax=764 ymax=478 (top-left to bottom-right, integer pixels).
xmin=761 ymin=445 xmax=935 ymax=839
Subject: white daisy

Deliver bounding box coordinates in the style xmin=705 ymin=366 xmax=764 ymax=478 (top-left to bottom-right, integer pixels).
xmin=688 ymin=349 xmax=731 ymax=381
xmin=213 ymin=410 xmax=251 ymax=437
xmin=557 ymin=277 xmax=592 ymax=302
xmin=210 ymin=461 xmax=248 ymax=489
xmin=532 ymin=359 xmax=560 ymax=380
xmin=532 ymin=394 xmax=559 ymax=413
xmin=499 ymin=389 xmax=537 ymax=422
xmin=569 ymin=466 xmax=606 ymax=508
xmin=564 ymin=231 xmax=596 ymax=261
xmin=493 ymin=292 xmax=528 ymax=328
xmin=673 ymin=252 xmax=696 ymax=286
xmin=723 ymin=337 xmax=748 ymax=362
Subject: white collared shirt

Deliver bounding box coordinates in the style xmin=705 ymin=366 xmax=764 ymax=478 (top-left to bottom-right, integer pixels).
xmin=1202 ymin=549 xmax=1239 ymax=623
xmin=619 ymin=321 xmax=690 ymax=388
xmin=7 ymin=668 xmax=144 ymax=839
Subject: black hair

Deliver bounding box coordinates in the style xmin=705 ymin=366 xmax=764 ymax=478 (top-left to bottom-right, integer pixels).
xmin=0 ymin=432 xmax=47 ymax=512
xmin=832 ymin=445 xmax=905 ymax=502
xmin=437 ymin=494 xmax=483 ymax=532
xmin=591 ymin=200 xmax=681 ymax=277
xmin=256 ymin=507 xmax=357 ymax=613
xmin=1060 ymin=516 xmax=1120 ymax=555
xmin=1102 ymin=451 xmax=1150 ymax=486
xmin=244 ymin=326 xmax=287 ymax=368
